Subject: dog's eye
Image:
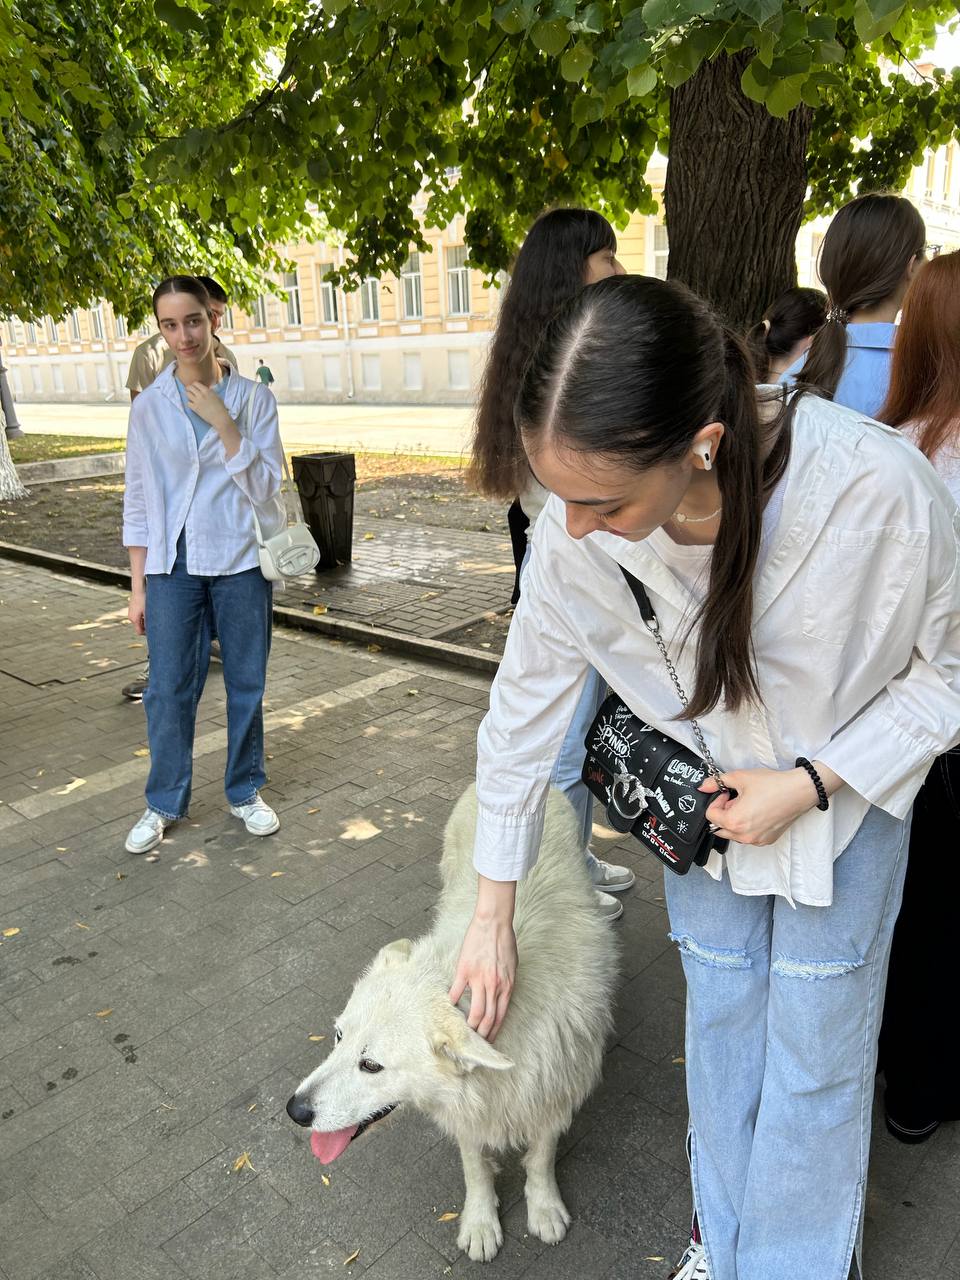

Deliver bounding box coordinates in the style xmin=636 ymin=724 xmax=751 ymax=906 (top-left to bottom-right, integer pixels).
xmin=359 ymin=1058 xmax=382 ymax=1074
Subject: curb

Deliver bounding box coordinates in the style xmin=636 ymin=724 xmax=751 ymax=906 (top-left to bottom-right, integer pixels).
xmin=15 ymin=453 xmax=126 ymax=484
xmin=0 ymin=541 xmax=501 ymax=676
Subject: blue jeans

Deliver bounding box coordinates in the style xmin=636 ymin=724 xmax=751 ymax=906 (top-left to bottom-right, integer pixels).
xmin=143 ymin=535 xmax=273 ymax=818
xmin=520 ymin=543 xmax=605 ymax=853
xmin=664 ymin=805 xmax=910 ymax=1280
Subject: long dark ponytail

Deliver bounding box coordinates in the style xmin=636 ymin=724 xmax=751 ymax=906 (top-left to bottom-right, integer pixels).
xmin=517 ymin=275 xmax=787 ymax=719
xmin=798 ymin=193 xmax=925 ymax=399
xmin=747 ymin=286 xmax=826 ymax=382
xmin=469 ymin=208 xmax=618 ymax=499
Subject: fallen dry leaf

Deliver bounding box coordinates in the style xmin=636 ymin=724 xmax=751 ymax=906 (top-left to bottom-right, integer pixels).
xmin=270 ymin=871 xmax=284 ymax=878
xmin=313 ymin=604 xmax=328 ymax=615
xmin=362 ymin=532 xmax=375 ymax=541
xmin=145 ymin=854 xmax=160 ymax=863
xmin=406 ymin=689 xmax=419 ymax=696
xmin=437 ymin=1211 xmax=459 ymax=1222
xmin=367 ymin=644 xmax=382 ymax=653
xmin=672 ymin=1057 xmax=685 ymax=1065
xmin=645 ymin=1258 xmax=665 ymax=1263
xmin=307 ymin=807 xmax=321 ymax=815
xmin=116 ymin=871 xmax=126 ymax=881
xmin=95 ymin=1009 xmax=113 ymax=1018
xmin=75 ymin=922 xmax=90 ymax=930
xmin=56 ymin=847 xmax=68 ymax=852
xmin=2 ymin=928 xmax=20 ymax=938
xmin=321 ymin=1174 xmax=331 ymax=1186
xmin=247 ymin=1104 xmax=257 ymax=1112
xmin=343 ymin=1249 xmax=361 ymax=1266
xmin=308 ymin=1034 xmax=326 ymax=1042
xmin=233 ymin=1152 xmax=256 ymax=1173
xmin=133 ymin=748 xmax=150 ymax=758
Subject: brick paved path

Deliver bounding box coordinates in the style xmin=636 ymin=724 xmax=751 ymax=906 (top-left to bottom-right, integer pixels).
xmin=0 ymin=560 xmax=956 ymax=1280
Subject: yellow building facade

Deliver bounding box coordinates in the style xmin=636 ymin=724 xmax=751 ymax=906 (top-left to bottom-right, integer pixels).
xmin=5 ymin=144 xmax=959 ymax=406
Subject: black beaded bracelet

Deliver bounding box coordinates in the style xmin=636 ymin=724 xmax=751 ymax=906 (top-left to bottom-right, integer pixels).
xmin=796 ymin=757 xmax=829 ymax=811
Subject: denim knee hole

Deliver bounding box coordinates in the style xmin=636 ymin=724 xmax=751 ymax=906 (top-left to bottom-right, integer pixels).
xmin=669 ymin=933 xmax=752 ymax=970
xmin=770 ymin=952 xmax=864 ymax=980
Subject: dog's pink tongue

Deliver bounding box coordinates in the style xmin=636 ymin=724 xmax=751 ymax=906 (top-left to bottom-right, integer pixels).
xmin=310 ymin=1126 xmax=358 ymax=1164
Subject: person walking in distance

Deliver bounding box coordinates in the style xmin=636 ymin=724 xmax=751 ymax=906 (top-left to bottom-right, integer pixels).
xmin=256 ymin=359 xmax=275 ymax=386
xmin=122 ymin=276 xmax=238 ymax=700
xmin=123 ymin=275 xmax=285 ymax=855
xmin=451 ymin=276 xmax=960 ymax=1280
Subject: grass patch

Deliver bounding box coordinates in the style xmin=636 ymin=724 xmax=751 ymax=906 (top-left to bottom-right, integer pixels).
xmin=9 ymin=434 xmax=126 ymax=463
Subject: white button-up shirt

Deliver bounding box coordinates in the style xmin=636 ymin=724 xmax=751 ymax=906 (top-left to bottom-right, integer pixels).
xmin=122 ymin=364 xmax=285 ymax=576
xmin=474 ymin=395 xmax=960 ymax=906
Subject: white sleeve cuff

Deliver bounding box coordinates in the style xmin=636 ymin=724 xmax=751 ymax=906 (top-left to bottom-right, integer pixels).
xmin=473 ymin=804 xmax=546 ymax=882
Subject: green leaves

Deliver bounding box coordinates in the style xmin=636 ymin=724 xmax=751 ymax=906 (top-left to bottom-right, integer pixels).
xmin=154 ymin=0 xmax=204 ymax=35
xmin=854 ymin=0 xmax=906 ymax=43
xmin=560 ymin=41 xmax=594 ymax=82
xmin=530 ymin=19 xmax=568 ymax=57
xmin=627 ymin=64 xmax=657 ymax=97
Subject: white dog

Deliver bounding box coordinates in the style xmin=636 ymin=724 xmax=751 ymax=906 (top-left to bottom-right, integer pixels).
xmin=286 ymin=785 xmax=619 ymax=1261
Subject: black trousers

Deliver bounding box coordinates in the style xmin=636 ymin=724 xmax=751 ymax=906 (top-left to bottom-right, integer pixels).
xmin=878 ymin=748 xmax=960 ymax=1137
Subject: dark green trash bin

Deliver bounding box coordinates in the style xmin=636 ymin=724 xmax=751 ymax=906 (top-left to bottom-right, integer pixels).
xmin=292 ymin=452 xmax=356 ymax=570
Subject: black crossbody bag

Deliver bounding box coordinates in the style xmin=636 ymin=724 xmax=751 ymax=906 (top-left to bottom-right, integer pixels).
xmin=581 ymin=566 xmax=730 ymax=875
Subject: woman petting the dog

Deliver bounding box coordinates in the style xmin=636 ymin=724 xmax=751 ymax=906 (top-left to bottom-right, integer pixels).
xmin=470 ymin=207 xmax=632 ymax=921
xmin=123 ymin=275 xmax=285 ymax=855
xmin=450 ymin=275 xmax=960 ymax=1280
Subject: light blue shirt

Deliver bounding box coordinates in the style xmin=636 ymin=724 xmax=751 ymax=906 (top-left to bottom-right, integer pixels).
xmin=782 ymin=322 xmax=896 ymax=420
xmin=123 ymin=365 xmax=286 ymax=576
xmin=175 ymin=371 xmax=229 ymax=445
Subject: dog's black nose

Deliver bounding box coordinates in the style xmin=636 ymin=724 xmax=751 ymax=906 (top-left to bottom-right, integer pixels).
xmin=286 ymin=1093 xmax=315 ymax=1127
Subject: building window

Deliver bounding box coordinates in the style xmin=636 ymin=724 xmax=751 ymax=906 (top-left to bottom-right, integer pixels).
xmin=361 ymin=353 xmax=381 ymax=390
xmin=95 ymin=364 xmax=108 ymax=391
xmin=287 ymin=355 xmax=305 ymax=391
xmin=52 ymin=364 xmax=64 ymax=393
xmin=117 ymin=360 xmax=129 ymax=387
xmin=446 ymin=245 xmax=471 ymax=315
xmin=283 ymin=271 xmax=302 ymax=326
xmin=138 ymin=321 xmax=151 ymax=337
xmin=447 ymin=350 xmax=471 ymax=390
xmin=24 ymin=321 xmax=37 ymax=345
xmin=5 ymin=320 xmax=17 ymax=345
xmin=402 ymin=352 xmax=422 ymax=391
xmin=31 ymin=365 xmax=43 ymax=393
xmin=69 ymin=310 xmax=82 ymax=341
xmin=252 ymin=296 xmax=267 ymax=328
xmin=322 ymin=354 xmax=342 ymax=392
xmin=401 ymin=253 xmax=423 ymax=319
xmin=924 ymin=152 xmax=936 ymax=198
xmin=114 ymin=314 xmax=127 ymax=339
xmin=944 ymin=144 xmax=955 ymax=202
xmin=318 ymin=265 xmax=338 ymax=325
xmin=808 ymin=231 xmax=825 ymax=287
xmin=221 ymin=306 xmax=234 ymax=331
xmin=90 ymin=304 xmax=105 ymax=341
xmin=11 ymin=367 xmax=23 ymax=395
xmin=75 ymin=365 xmax=87 ymax=393
xmin=652 ymin=223 xmax=669 ymax=280
xmin=46 ymin=317 xmax=59 ymax=343
xmin=360 ymin=277 xmax=379 ymax=322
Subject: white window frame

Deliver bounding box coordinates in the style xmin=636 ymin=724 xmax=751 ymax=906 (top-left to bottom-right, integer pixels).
xmin=252 ymin=295 xmax=268 ymax=328
xmin=318 ymin=265 xmax=338 ymax=325
xmin=402 ymin=352 xmax=422 ymax=391
xmin=447 ymin=349 xmax=471 ymax=391
xmin=5 ymin=320 xmax=17 ymax=345
xmin=649 ymin=222 xmax=669 ymax=280
xmin=360 ymin=277 xmax=380 ymax=322
xmin=361 ymin=353 xmax=382 ymax=391
xmin=31 ymin=364 xmax=43 ymax=393
xmin=287 ymin=355 xmax=305 ymax=391
xmin=283 ymin=270 xmax=302 ymax=326
xmin=70 ymin=310 xmax=82 ymax=342
xmin=24 ymin=321 xmax=37 ymax=345
xmin=52 ymin=364 xmax=65 ymax=393
xmin=322 ymin=354 xmax=342 ymax=392
xmin=90 ymin=304 xmax=105 ymax=341
xmin=221 ymin=306 xmax=235 ymax=331
xmin=46 ymin=316 xmax=59 ymax=343
xmin=446 ymin=246 xmax=471 ymax=316
xmin=401 ymin=253 xmax=423 ymax=320
xmin=114 ymin=313 xmax=127 ymax=339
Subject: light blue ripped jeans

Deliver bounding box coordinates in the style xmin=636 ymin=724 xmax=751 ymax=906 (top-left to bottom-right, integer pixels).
xmin=520 ymin=543 xmax=605 ymax=855
xmin=664 ymin=805 xmax=910 ymax=1280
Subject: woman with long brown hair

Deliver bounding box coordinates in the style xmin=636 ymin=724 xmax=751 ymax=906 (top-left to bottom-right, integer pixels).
xmin=470 ymin=208 xmax=632 ymax=920
xmin=876 ymin=250 xmax=960 ymax=1145
xmin=784 ymin=193 xmax=926 ymax=417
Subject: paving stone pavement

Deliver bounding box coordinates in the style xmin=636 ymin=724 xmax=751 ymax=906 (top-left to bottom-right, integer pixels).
xmin=0 ymin=557 xmax=957 ymax=1280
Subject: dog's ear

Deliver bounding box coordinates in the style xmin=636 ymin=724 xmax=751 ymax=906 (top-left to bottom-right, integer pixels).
xmin=371 ymin=938 xmax=414 ymax=970
xmin=431 ymin=1020 xmax=514 ymax=1074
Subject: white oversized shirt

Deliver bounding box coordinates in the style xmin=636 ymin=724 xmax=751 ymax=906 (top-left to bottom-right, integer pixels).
xmin=474 ymin=395 xmax=960 ymax=906
xmin=122 ymin=364 xmax=285 ymax=576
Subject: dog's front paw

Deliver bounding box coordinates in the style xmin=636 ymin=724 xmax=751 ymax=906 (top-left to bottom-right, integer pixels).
xmin=458 ymin=1213 xmax=503 ymax=1262
xmin=526 ymin=1194 xmax=572 ymax=1246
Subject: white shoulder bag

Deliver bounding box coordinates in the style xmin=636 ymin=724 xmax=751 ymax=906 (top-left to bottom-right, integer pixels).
xmin=240 ymin=383 xmax=321 ymax=581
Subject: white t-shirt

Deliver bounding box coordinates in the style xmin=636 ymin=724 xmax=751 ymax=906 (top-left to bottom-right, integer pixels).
xmin=903 ymin=421 xmax=960 ymax=506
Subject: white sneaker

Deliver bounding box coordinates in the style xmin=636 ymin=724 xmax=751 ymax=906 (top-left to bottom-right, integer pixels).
xmin=669 ymin=1240 xmax=710 ymax=1279
xmin=588 ymin=855 xmax=636 ymax=893
xmin=125 ymin=809 xmax=170 ymax=854
xmin=229 ymin=794 xmax=280 ymax=836
xmin=595 ymin=889 xmax=624 ymax=921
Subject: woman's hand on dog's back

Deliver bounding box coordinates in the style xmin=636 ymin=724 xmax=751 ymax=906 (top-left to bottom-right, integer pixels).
xmin=450 ymin=876 xmax=518 ymax=1042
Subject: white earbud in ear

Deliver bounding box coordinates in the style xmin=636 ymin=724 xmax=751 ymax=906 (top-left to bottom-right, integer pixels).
xmin=696 ymin=445 xmax=712 ymax=471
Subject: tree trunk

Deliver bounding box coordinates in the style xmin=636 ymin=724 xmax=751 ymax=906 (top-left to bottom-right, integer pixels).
xmin=664 ymin=50 xmax=812 ymax=332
